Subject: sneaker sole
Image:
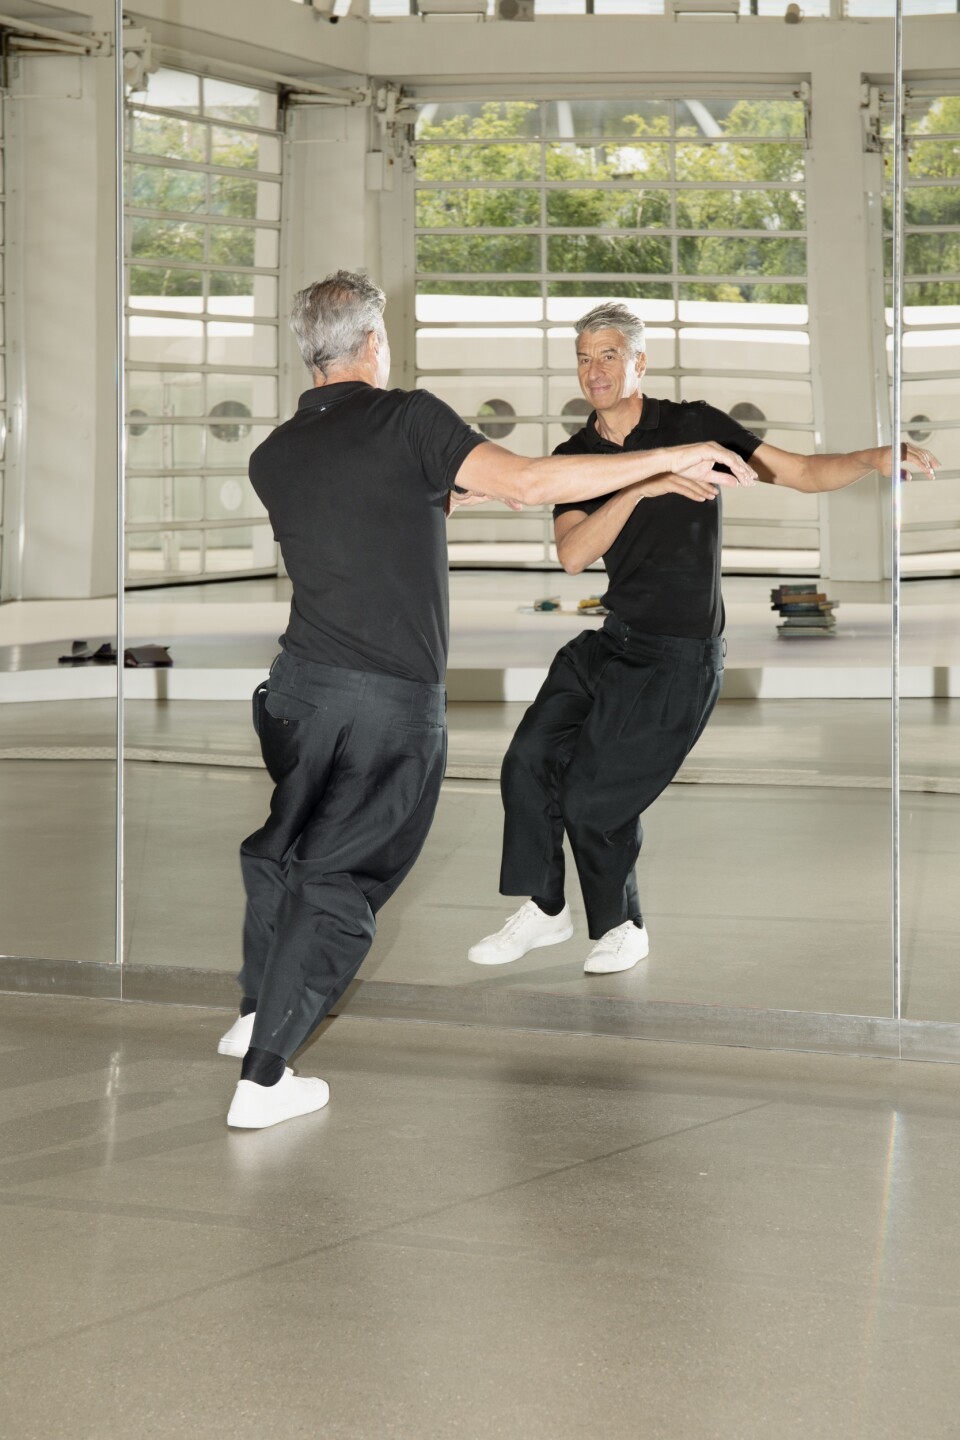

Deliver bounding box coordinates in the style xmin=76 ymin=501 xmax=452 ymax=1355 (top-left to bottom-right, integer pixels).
xmin=468 ymin=923 xmax=574 ymax=965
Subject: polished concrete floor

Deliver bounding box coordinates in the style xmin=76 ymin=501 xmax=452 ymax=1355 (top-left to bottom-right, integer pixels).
xmin=4 ymin=992 xmax=960 ymax=1439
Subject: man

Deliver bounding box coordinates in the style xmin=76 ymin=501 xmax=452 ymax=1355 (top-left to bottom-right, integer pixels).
xmin=469 ymin=300 xmax=939 ymax=977
xmin=218 ymin=272 xmax=759 ymax=1129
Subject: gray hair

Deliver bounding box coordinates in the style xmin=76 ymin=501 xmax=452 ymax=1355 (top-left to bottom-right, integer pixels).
xmin=290 ymin=269 xmax=386 ymax=376
xmin=575 ymin=302 xmax=646 ymax=358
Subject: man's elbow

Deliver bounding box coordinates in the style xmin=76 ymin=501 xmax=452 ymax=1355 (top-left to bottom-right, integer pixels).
xmin=557 ymin=545 xmax=583 ymax=575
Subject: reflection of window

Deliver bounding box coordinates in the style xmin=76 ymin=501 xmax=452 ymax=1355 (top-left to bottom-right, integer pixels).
xmin=477 ymin=398 xmax=516 ymax=440
xmin=561 ymin=398 xmax=592 ymax=436
xmin=125 ymin=68 xmax=281 ymax=583
xmin=729 ymin=401 xmax=768 ymax=439
xmin=907 ymin=414 xmax=934 ymax=444
xmin=209 ymin=399 xmax=252 ymax=442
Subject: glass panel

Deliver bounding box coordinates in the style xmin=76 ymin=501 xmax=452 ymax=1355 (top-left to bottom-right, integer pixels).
xmin=679 ymin=327 xmax=810 ymax=375
xmin=143 ymin=67 xmax=200 ymax=114
xmin=675 ymin=143 xmax=805 ymax=184
xmin=418 ymin=145 xmax=541 ymax=182
xmin=417 ymin=374 xmax=544 ymax=417
xmin=127 ymin=371 xmax=205 ymax=416
xmin=416 ymin=291 xmax=544 ymax=321
xmin=129 ymin=111 xmax=206 ymax=163
xmin=678 ymin=235 xmax=807 ymax=277
xmin=544 ymin=99 xmax=671 ymax=138
xmin=203 ymin=524 xmax=275 ymax=570
xmin=416 ymin=189 xmax=541 ymax=228
xmin=128 ymin=266 xmax=203 ymax=303
xmin=679 ymin=374 xmax=814 ymax=423
xmin=0 ymin=27 xmax=119 ymax=980
xmin=417 ymin=327 xmax=544 ymax=370
xmin=204 ymin=476 xmax=268 ymax=521
xmin=676 ymin=189 xmax=806 ymax=231
xmin=210 ymin=175 xmax=281 ymax=221
xmin=546 ymin=233 xmax=672 ymax=274
xmin=205 ymin=321 xmax=278 ymax=367
xmin=211 ymin=128 xmax=282 ymax=173
xmin=131 ymin=217 xmax=205 ymax=262
xmin=545 ymin=141 xmax=671 ymax=182
xmin=128 ymin=317 xmax=204 ymax=365
xmin=415 ymin=100 xmax=541 ymax=141
xmin=676 ymin=98 xmax=806 ymax=139
xmin=203 ymin=79 xmax=271 ymax=126
xmin=127 ymin=474 xmax=165 ymax=524
xmin=129 ymin=163 xmax=206 ymax=214
xmin=416 ymin=234 xmax=540 ymax=274
xmin=209 ymin=224 xmax=279 ymax=269
xmin=546 ymin=189 xmax=671 ymax=229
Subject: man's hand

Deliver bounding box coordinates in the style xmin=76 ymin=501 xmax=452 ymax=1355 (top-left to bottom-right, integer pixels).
xmin=669 ymin=442 xmax=758 ymax=488
xmin=636 ymin=472 xmax=726 ymax=503
xmin=445 ymin=488 xmax=523 ymax=518
xmin=873 ymin=442 xmax=941 ymax=481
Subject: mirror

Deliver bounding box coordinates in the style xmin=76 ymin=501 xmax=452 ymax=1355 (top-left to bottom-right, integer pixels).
xmin=0 ymin=28 xmax=120 ymax=987
xmin=896 ymin=39 xmax=960 ymax=1028
xmin=115 ymin=6 xmax=906 ymax=1054
xmin=121 ymin=67 xmax=285 ymax=990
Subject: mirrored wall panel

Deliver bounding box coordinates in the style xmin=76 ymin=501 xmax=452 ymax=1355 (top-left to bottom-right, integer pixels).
xmin=113 ymin=9 xmax=913 ymax=1049
xmin=122 ymin=68 xmax=284 ymax=976
xmin=0 ymin=36 xmax=119 ymax=977
xmin=897 ymin=65 xmax=960 ymax=1024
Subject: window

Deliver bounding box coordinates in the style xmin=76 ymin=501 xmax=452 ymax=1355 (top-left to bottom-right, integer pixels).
xmin=124 ymin=68 xmax=282 ymax=583
xmin=412 ymin=94 xmax=818 ymax=563
xmin=883 ymin=89 xmax=960 ymax=571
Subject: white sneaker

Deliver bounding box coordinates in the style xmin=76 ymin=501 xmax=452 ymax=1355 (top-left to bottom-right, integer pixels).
xmin=583 ymin=923 xmax=650 ymax=974
xmin=218 ymin=1011 xmax=255 ymax=1058
xmin=227 ymin=1069 xmax=330 ymax=1130
xmin=468 ymin=901 xmax=574 ymax=966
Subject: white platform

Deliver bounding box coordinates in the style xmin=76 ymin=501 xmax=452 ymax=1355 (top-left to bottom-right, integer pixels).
xmin=0 ymin=574 xmax=958 ymax=702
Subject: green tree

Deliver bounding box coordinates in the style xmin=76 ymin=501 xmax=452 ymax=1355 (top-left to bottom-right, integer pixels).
xmin=414 ymin=99 xmax=808 ymax=303
xmin=127 ymin=110 xmax=269 ymax=297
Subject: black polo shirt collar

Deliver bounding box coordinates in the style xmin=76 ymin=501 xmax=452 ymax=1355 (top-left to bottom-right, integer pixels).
xmin=297 ymin=381 xmax=372 ymax=412
xmin=583 ymin=396 xmax=662 ymax=451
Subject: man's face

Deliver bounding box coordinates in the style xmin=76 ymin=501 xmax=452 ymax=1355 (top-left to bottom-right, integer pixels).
xmin=575 ymin=327 xmax=646 ymax=412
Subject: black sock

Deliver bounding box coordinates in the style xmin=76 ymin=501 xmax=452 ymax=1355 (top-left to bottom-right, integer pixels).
xmin=241 ymin=1047 xmax=285 ymax=1086
xmin=239 ymin=996 xmax=257 ymax=1018
xmin=531 ymin=894 xmax=565 ymax=918
xmin=630 ymin=916 xmax=644 ymax=930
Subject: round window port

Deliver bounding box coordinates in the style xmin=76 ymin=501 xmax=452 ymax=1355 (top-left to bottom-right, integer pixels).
xmin=477 ymin=398 xmax=517 ymax=441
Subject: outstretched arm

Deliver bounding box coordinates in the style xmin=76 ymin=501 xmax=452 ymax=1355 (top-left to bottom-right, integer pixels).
xmin=453 ymin=438 xmax=758 ymax=509
xmin=751 ymin=440 xmax=939 ymax=493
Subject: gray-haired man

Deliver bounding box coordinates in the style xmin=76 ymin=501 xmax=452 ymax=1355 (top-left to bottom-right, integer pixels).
xmin=469 ymin=301 xmax=938 ymax=976
xmin=217 ymin=273 xmax=759 ymax=1129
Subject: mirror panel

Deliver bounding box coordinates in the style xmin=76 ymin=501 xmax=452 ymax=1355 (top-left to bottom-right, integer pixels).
xmin=117 ymin=22 xmax=901 ymax=1046
xmin=122 ymin=69 xmax=284 ymax=983
xmin=897 ymin=61 xmax=960 ymax=1023
xmin=0 ymin=43 xmax=119 ymax=981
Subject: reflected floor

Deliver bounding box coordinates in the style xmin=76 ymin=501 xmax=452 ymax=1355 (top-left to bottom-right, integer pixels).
xmin=0 ymin=696 xmax=957 ymax=1021
xmin=5 ymin=994 xmax=960 ymax=1440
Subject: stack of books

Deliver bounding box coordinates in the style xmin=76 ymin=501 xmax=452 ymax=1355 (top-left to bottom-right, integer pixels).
xmin=771 ymin=582 xmax=838 ymax=639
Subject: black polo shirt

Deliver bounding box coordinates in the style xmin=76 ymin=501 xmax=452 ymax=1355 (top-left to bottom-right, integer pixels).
xmin=249 ymin=382 xmax=485 ymax=684
xmin=553 ymin=398 xmax=762 ymax=639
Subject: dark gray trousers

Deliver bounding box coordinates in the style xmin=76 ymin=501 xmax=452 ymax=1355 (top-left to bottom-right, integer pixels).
xmin=499 ymin=615 xmax=724 ymax=939
xmin=239 ymin=651 xmax=447 ymax=1060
